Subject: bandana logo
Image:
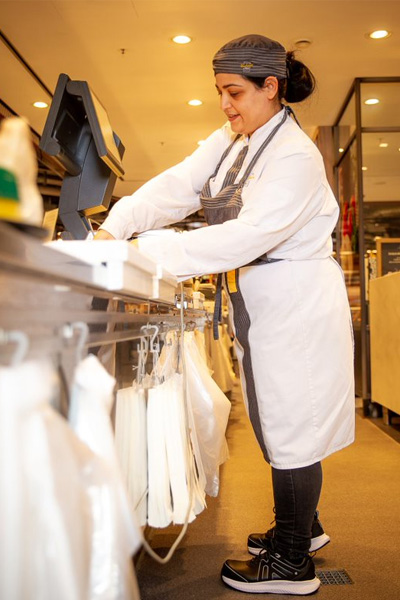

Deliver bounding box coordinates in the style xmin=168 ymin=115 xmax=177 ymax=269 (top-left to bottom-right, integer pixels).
xmin=241 ymin=62 xmax=254 ymax=71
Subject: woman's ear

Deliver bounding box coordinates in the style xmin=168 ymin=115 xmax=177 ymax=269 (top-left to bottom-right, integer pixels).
xmin=263 ymin=76 xmax=279 ymax=100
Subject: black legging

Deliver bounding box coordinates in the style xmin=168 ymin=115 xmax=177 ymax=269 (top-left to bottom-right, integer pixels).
xmin=272 ymin=461 xmax=323 ymax=559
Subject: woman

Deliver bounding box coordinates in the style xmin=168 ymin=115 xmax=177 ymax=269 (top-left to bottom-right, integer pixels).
xmin=96 ymin=34 xmax=355 ymax=596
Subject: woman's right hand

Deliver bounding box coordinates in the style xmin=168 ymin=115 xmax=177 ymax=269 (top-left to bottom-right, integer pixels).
xmin=93 ymin=229 xmax=116 ymax=241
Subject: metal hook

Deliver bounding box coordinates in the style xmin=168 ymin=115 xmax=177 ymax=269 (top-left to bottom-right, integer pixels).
xmin=149 ymin=325 xmax=160 ymax=354
xmin=185 ymin=320 xmax=196 ymax=332
xmin=61 ymin=322 xmax=89 ymax=363
xmin=0 ymin=329 xmax=29 ymax=366
xmin=136 ymin=329 xmax=149 ymax=385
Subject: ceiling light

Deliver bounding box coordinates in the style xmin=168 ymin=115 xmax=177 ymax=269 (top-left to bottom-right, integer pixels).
xmin=188 ymin=99 xmax=202 ymax=106
xmin=172 ymin=35 xmax=192 ymax=44
xmin=379 ymin=142 xmax=389 ymax=148
xmin=33 ymin=101 xmax=48 ymax=108
xmin=362 ymin=166 xmax=368 ymax=171
xmin=369 ymin=30 xmax=391 ymax=39
xmin=338 ymin=147 xmax=344 ymax=153
xmin=293 ymin=39 xmax=312 ymax=49
xmin=364 ymin=98 xmax=380 ymax=105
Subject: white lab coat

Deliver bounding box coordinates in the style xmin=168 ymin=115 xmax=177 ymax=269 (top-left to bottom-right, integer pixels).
xmin=101 ymin=108 xmax=355 ymax=469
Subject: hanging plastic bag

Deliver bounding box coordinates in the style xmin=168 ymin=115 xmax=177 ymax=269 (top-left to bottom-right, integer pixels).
xmin=145 ymin=331 xmax=206 ymax=527
xmin=194 ymin=329 xmax=213 ymax=374
xmin=146 ymin=383 xmax=173 ymax=527
xmin=183 ymin=331 xmax=231 ymax=496
xmin=163 ymin=372 xmax=206 ymax=524
xmin=69 ymin=353 xmax=142 ymax=599
xmin=115 ymin=382 xmax=148 ymax=526
xmin=204 ymin=324 xmax=236 ymax=393
xmin=157 ymin=331 xmax=207 ymax=515
xmin=0 ymin=359 xmax=92 ymax=600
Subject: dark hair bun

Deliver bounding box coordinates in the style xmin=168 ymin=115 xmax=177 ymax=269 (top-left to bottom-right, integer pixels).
xmin=285 ymin=51 xmax=315 ymax=103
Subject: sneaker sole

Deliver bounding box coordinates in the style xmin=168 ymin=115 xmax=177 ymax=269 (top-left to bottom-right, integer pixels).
xmin=222 ymin=574 xmax=321 ymax=595
xmin=309 ymin=533 xmax=330 ymax=552
xmin=248 ymin=533 xmax=331 ymax=556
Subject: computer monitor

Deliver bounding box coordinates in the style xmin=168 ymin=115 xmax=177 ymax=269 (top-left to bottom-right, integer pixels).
xmin=39 ymin=73 xmax=125 ymax=239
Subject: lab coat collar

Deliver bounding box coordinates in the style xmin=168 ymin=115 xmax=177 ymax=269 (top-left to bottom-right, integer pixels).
xmin=245 ymin=105 xmax=286 ymax=146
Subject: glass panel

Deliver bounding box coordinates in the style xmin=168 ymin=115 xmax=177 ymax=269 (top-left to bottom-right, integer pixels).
xmin=361 ymin=81 xmax=400 ymax=128
xmin=362 ymin=131 xmax=400 ymax=251
xmin=337 ymin=140 xmax=360 ymax=326
xmin=335 ymin=92 xmax=356 ymax=161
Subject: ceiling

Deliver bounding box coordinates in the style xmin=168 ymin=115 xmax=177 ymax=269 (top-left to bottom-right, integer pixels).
xmin=1 ymin=0 xmax=400 ymax=199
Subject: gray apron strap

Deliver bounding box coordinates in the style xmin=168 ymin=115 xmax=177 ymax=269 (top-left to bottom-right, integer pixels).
xmin=236 ymin=107 xmax=288 ymax=192
xmin=213 ymin=273 xmax=223 ymax=340
xmin=202 ymin=134 xmax=242 ymax=197
xmin=206 ymin=107 xmax=291 ymax=340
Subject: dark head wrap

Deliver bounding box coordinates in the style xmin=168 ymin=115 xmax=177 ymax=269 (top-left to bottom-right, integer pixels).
xmin=213 ymin=34 xmax=287 ymax=79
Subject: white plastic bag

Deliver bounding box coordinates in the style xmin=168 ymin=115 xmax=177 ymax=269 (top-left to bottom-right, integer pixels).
xmin=69 ymin=354 xmax=142 ymax=599
xmin=184 ymin=331 xmax=231 ymax=496
xmin=115 ymin=382 xmax=148 ymax=526
xmin=204 ymin=325 xmax=236 ymax=393
xmin=146 ymin=384 xmax=173 ymax=527
xmin=0 ymin=360 xmax=91 ymax=600
xmin=157 ymin=333 xmax=207 ymax=516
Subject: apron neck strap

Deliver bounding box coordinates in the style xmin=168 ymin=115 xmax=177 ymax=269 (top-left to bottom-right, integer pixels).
xmin=237 ymin=106 xmax=289 ymax=189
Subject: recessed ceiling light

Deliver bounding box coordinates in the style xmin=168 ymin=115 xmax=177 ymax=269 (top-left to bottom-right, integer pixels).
xmin=338 ymin=147 xmax=344 ymax=153
xmin=369 ymin=30 xmax=391 ymax=39
xmin=172 ymin=35 xmax=192 ymax=44
xmin=379 ymin=142 xmax=389 ymax=148
xmin=364 ymin=98 xmax=380 ymax=105
xmin=33 ymin=101 xmax=48 ymax=108
xmin=362 ymin=166 xmax=368 ymax=171
xmin=293 ymin=38 xmax=312 ymax=49
xmin=188 ymin=99 xmax=202 ymax=106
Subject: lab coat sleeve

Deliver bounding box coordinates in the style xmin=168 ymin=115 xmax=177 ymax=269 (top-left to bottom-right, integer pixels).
xmin=137 ymin=146 xmax=332 ymax=279
xmin=100 ymin=126 xmax=232 ymax=240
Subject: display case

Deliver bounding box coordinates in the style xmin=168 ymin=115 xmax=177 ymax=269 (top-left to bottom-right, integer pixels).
xmin=333 ymin=77 xmax=400 ymax=407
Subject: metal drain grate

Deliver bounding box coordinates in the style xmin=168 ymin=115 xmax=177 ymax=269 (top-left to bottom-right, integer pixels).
xmin=316 ymin=569 xmax=354 ymax=585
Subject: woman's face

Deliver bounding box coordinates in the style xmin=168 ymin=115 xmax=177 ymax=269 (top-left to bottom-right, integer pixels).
xmin=215 ymin=73 xmax=280 ymax=136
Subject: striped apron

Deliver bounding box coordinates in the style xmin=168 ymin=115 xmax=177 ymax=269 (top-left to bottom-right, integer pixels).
xmin=199 ymin=107 xmax=290 ymax=462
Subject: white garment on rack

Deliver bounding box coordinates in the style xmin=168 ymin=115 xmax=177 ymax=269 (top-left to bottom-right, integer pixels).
xmin=69 ymin=353 xmax=142 ymax=600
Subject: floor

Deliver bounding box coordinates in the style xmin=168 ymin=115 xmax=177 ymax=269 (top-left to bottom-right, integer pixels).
xmin=136 ymin=383 xmax=400 ymax=599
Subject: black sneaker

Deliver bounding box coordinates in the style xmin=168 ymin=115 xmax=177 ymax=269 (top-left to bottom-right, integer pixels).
xmin=248 ymin=511 xmax=330 ymax=556
xmin=221 ymin=548 xmax=320 ymax=595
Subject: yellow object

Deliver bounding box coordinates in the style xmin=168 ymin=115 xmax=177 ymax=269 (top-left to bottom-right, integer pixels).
xmin=0 ymin=117 xmax=43 ymax=225
xmin=226 ymin=270 xmax=238 ymax=294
